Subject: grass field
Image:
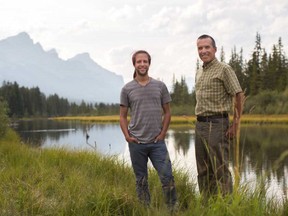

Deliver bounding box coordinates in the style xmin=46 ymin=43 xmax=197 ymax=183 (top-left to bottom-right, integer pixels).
xmin=1 ymin=129 xmax=287 ymax=215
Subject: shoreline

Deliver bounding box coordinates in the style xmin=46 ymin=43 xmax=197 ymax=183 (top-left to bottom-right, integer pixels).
xmin=51 ymin=114 xmax=288 ymax=125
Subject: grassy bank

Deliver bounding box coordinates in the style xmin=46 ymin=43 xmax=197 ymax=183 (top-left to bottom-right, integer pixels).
xmin=53 ymin=114 xmax=288 ymax=125
xmin=0 ymin=129 xmax=287 ymax=215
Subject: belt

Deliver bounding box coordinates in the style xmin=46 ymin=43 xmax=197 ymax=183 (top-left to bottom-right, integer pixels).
xmin=197 ymin=113 xmax=228 ymax=122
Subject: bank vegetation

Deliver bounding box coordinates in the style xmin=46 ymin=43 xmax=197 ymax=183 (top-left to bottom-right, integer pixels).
xmin=0 ymin=129 xmax=287 ymax=215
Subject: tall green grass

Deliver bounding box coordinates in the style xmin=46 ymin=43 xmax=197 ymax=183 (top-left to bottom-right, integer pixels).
xmin=0 ymin=129 xmax=287 ymax=215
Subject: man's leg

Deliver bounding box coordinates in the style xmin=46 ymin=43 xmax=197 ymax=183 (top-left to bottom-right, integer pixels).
xmin=128 ymin=143 xmax=150 ymax=206
xmin=149 ymin=140 xmax=177 ymax=209
xmin=207 ymin=119 xmax=232 ymax=195
xmin=195 ymin=121 xmax=212 ymax=198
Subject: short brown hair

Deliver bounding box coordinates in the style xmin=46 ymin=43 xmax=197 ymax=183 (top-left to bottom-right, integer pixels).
xmin=198 ymin=34 xmax=217 ymax=48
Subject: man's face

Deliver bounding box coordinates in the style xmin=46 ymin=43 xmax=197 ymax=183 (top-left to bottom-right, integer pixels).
xmin=197 ymin=37 xmax=217 ymax=64
xmin=134 ymin=53 xmax=150 ymax=76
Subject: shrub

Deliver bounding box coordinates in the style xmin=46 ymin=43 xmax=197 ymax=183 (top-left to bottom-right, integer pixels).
xmin=0 ymin=98 xmax=9 ymax=138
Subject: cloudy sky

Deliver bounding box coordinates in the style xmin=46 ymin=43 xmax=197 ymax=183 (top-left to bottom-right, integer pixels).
xmin=1 ymin=0 xmax=287 ymax=90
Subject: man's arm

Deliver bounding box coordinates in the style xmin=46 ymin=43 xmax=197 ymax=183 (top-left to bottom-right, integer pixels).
xmin=119 ymin=105 xmax=139 ymax=143
xmin=155 ymin=103 xmax=171 ymax=142
xmin=233 ymin=92 xmax=244 ymax=124
xmin=226 ymin=92 xmax=245 ymax=139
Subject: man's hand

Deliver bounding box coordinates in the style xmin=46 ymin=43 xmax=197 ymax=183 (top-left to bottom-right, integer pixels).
xmin=226 ymin=122 xmax=238 ymax=139
xmin=126 ymin=136 xmax=140 ymax=144
xmin=154 ymin=132 xmax=165 ymax=143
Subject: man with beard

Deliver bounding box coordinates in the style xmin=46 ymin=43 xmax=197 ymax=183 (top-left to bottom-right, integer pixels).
xmin=119 ymin=50 xmax=177 ymax=211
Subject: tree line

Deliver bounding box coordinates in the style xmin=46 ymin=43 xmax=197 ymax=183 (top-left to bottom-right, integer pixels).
xmin=0 ymin=81 xmax=119 ymax=118
xmin=0 ymin=33 xmax=288 ymax=118
xmin=229 ymin=33 xmax=287 ymax=95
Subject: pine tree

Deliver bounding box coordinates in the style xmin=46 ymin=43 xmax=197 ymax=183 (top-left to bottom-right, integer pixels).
xmin=229 ymin=47 xmax=247 ymax=91
xmin=220 ymin=46 xmax=225 ymax=62
xmin=246 ymin=32 xmax=263 ymax=95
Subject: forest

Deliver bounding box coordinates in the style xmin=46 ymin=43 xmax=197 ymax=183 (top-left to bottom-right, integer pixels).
xmin=0 ymin=33 xmax=288 ymax=117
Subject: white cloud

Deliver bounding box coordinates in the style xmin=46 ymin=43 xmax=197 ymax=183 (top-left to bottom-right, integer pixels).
xmin=0 ymin=0 xmax=287 ymax=91
xmin=108 ymin=5 xmax=136 ymax=21
xmin=148 ymin=7 xmax=177 ymax=31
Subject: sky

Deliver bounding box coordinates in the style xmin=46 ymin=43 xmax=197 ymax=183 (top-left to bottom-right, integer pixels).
xmin=1 ymin=0 xmax=288 ymax=91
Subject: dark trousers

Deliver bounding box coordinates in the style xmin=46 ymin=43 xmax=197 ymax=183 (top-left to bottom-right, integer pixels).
xmin=195 ymin=118 xmax=233 ymax=198
xmin=128 ymin=140 xmax=177 ymax=207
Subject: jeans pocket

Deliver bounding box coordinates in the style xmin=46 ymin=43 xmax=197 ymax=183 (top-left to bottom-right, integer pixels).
xmin=155 ymin=139 xmax=164 ymax=144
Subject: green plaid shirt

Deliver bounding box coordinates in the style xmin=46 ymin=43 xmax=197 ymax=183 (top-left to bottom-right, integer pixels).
xmin=195 ymin=58 xmax=242 ymax=116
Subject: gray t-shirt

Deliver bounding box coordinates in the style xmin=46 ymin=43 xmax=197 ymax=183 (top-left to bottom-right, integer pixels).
xmin=120 ymin=78 xmax=171 ymax=143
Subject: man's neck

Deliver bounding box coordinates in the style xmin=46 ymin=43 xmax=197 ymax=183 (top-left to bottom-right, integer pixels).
xmin=203 ymin=58 xmax=216 ymax=67
xmin=135 ymin=75 xmax=149 ymax=82
xmin=135 ymin=75 xmax=150 ymax=86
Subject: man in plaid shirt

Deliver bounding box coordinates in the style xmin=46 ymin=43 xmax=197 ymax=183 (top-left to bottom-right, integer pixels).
xmin=195 ymin=34 xmax=244 ymax=199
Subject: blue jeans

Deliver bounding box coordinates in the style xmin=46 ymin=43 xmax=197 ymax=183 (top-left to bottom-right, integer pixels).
xmin=128 ymin=140 xmax=177 ymax=207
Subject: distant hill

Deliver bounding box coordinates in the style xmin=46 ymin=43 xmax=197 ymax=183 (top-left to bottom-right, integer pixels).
xmin=0 ymin=32 xmax=124 ymax=103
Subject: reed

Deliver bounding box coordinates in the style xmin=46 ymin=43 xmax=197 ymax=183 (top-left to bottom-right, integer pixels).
xmin=0 ymin=129 xmax=287 ymax=215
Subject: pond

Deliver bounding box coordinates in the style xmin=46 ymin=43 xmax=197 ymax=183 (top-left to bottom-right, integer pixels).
xmin=14 ymin=119 xmax=288 ymax=201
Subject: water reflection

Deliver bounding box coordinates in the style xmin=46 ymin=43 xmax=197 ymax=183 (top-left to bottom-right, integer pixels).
xmin=16 ymin=119 xmax=126 ymax=154
xmin=14 ymin=120 xmax=288 ymax=200
xmin=238 ymin=125 xmax=288 ymax=199
xmin=169 ymin=127 xmax=194 ymax=156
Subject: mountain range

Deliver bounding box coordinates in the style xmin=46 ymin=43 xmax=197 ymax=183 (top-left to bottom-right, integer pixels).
xmin=0 ymin=32 xmax=124 ymax=103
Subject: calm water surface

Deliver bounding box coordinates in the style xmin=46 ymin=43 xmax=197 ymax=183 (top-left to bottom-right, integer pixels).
xmin=15 ymin=119 xmax=288 ymax=201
